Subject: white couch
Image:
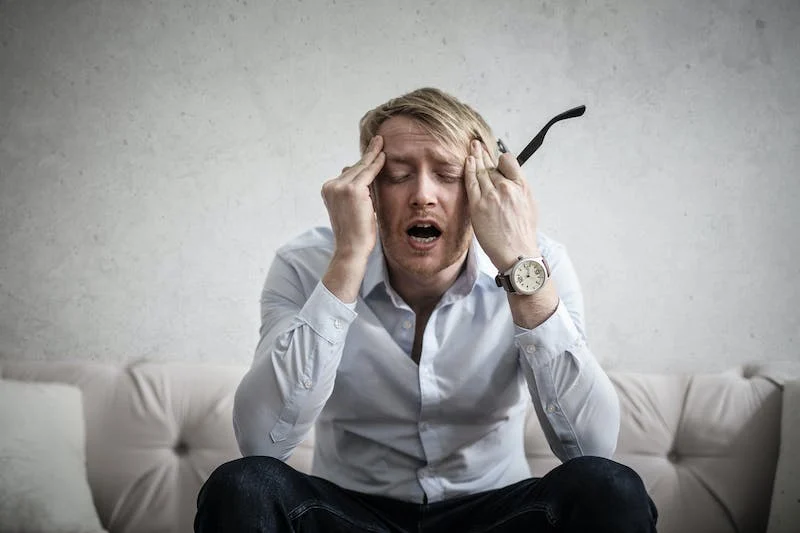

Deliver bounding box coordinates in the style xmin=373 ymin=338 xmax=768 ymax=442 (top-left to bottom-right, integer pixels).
xmin=1 ymin=360 xmax=798 ymax=533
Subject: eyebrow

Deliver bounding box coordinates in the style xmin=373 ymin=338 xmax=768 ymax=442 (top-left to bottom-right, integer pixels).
xmin=384 ymin=154 xmax=463 ymax=169
xmin=382 ymin=159 xmax=463 ymax=178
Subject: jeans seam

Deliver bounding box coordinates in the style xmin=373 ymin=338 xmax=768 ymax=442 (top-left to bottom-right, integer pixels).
xmin=466 ymin=502 xmax=556 ymax=533
xmin=288 ymin=500 xmax=389 ymax=533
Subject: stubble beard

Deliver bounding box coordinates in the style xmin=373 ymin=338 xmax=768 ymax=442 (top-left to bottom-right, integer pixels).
xmin=377 ymin=215 xmax=474 ymax=279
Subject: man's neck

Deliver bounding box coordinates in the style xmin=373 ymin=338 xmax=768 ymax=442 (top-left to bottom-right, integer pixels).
xmin=387 ymin=252 xmax=469 ymax=316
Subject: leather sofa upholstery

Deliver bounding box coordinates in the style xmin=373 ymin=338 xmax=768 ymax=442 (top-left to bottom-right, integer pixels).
xmin=0 ymin=360 xmax=794 ymax=533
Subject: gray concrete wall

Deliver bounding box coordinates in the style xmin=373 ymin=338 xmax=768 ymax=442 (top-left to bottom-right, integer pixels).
xmin=1 ymin=0 xmax=798 ymax=372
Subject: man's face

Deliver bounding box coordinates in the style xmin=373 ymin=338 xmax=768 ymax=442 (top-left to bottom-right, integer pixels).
xmin=372 ymin=115 xmax=473 ymax=280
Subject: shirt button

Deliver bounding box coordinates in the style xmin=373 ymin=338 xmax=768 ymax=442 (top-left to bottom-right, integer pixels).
xmin=524 ymin=344 xmax=536 ymax=354
xmin=333 ymin=318 xmax=343 ymax=329
xmin=302 ymin=377 xmax=313 ymax=389
xmin=402 ymin=320 xmax=413 ymax=330
xmin=546 ymin=403 xmax=557 ymax=414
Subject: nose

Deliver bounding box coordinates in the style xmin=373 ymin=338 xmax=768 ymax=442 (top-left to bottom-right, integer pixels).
xmin=409 ymin=172 xmax=438 ymax=208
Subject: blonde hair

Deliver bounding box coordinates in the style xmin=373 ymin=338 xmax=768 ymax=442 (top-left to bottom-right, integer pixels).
xmin=359 ymin=87 xmax=497 ymax=158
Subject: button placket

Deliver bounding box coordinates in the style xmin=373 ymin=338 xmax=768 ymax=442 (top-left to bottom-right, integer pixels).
xmin=393 ymin=313 xmax=414 ymax=354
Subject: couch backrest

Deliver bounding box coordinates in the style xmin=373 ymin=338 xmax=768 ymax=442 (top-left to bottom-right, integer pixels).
xmin=1 ymin=362 xmax=247 ymax=533
xmin=524 ymin=370 xmax=782 ymax=533
xmin=0 ymin=361 xmax=782 ymax=533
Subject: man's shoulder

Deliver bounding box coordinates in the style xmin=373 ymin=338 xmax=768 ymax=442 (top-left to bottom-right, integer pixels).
xmin=275 ymin=226 xmax=335 ymax=264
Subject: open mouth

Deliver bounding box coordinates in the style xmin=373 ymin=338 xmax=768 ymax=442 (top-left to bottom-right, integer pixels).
xmin=406 ymin=222 xmax=442 ymax=244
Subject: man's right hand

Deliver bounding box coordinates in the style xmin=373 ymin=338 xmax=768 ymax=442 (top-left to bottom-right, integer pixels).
xmin=320 ymin=135 xmax=385 ymax=303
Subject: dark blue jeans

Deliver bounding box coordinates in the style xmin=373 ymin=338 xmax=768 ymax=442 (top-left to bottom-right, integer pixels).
xmin=195 ymin=455 xmax=658 ymax=532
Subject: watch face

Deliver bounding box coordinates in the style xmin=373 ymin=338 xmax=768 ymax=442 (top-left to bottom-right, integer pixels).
xmin=512 ymin=259 xmax=547 ymax=295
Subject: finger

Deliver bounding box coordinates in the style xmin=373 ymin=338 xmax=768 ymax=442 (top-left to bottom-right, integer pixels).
xmin=496 ymin=151 xmax=524 ymax=183
xmin=343 ymin=135 xmax=384 ymax=181
xmin=471 ymin=139 xmax=493 ymax=193
xmin=352 ymin=150 xmax=385 ymax=186
xmin=463 ymin=155 xmax=481 ymax=204
xmin=480 ymin=147 xmax=505 ymax=186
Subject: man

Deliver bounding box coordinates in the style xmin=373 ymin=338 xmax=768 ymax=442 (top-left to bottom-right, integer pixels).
xmin=195 ymin=88 xmax=657 ymax=532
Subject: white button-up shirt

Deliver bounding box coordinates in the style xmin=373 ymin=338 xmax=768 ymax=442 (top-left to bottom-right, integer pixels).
xmin=234 ymin=227 xmax=620 ymax=503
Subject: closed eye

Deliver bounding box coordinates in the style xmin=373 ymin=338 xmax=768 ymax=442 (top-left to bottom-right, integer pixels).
xmin=437 ymin=173 xmax=462 ymax=183
xmin=380 ymin=173 xmax=410 ymax=184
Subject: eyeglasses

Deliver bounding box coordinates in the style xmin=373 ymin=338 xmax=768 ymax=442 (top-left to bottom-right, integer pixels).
xmin=497 ymin=105 xmax=586 ymax=166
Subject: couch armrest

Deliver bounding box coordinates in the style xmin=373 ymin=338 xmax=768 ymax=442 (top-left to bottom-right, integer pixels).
xmin=767 ymin=378 xmax=800 ymax=533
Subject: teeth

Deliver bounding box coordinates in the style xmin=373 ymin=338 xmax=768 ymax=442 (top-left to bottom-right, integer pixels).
xmin=411 ymin=236 xmax=437 ymax=243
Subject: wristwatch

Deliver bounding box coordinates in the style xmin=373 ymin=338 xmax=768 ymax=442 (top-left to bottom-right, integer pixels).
xmin=495 ymin=256 xmax=550 ymax=295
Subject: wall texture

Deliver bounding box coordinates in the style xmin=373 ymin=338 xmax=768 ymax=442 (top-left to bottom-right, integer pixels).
xmin=1 ymin=0 xmax=798 ymax=372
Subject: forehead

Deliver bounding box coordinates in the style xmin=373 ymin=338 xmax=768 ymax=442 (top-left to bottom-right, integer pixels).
xmin=377 ymin=116 xmax=466 ymax=165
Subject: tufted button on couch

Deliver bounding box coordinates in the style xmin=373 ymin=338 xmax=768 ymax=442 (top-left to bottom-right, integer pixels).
xmin=1 ymin=360 xmax=797 ymax=533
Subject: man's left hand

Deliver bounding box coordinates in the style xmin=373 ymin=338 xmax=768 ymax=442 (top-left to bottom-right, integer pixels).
xmin=464 ymin=139 xmax=540 ymax=272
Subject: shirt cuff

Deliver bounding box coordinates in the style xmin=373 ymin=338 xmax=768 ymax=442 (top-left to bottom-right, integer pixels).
xmin=514 ymin=301 xmax=583 ymax=366
xmin=296 ymin=282 xmax=358 ymax=345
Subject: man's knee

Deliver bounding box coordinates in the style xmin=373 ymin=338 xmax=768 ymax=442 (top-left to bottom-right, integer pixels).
xmin=555 ymin=456 xmax=657 ymax=531
xmin=196 ymin=457 xmax=301 ymax=533
xmin=567 ymin=456 xmax=647 ymax=501
xmin=569 ymin=456 xmax=644 ymax=498
xmin=200 ymin=456 xmax=298 ymax=504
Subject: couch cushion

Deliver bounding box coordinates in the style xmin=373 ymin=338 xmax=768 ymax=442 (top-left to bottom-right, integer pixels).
xmin=1 ymin=361 xmax=247 ymax=533
xmin=0 ymin=379 xmax=106 ymax=533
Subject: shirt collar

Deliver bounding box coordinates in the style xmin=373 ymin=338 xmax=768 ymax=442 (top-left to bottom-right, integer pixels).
xmin=361 ymin=239 xmax=389 ymax=299
xmin=359 ymin=236 xmax=497 ymax=300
